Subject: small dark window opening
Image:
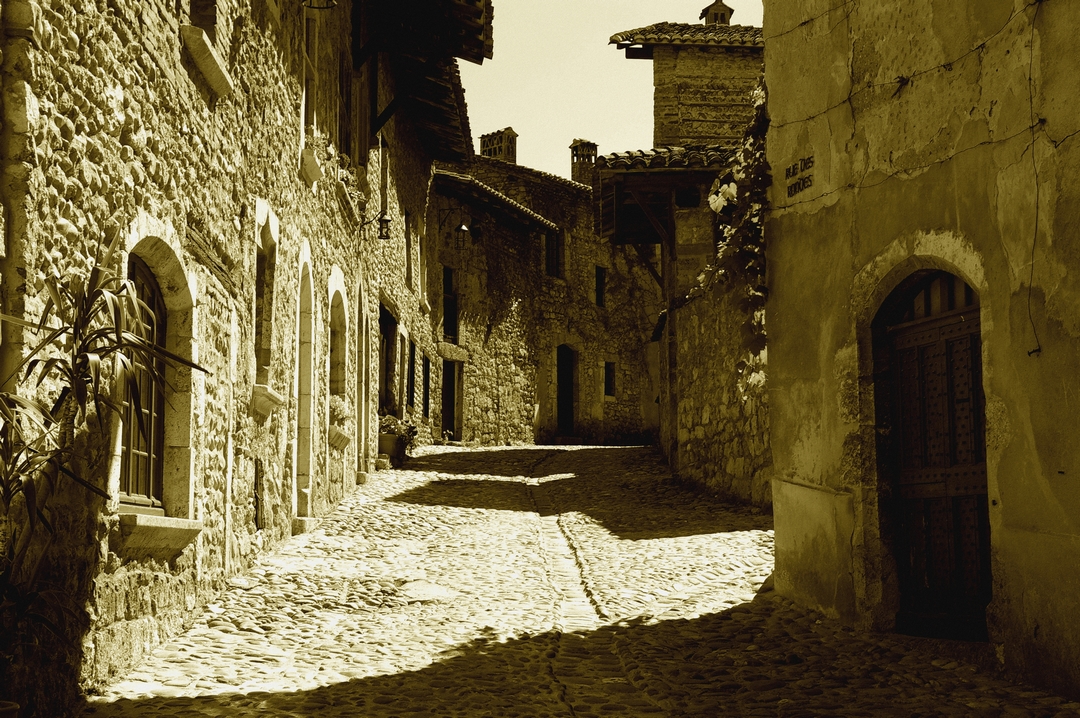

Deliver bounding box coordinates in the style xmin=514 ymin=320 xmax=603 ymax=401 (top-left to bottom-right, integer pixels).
xmin=545 ymin=230 xmax=564 ymax=278
xmin=595 ymin=266 xmax=607 ymax=308
xmin=254 ymin=242 xmax=276 ymax=385
xmin=443 ymin=266 xmax=458 ymax=343
xmin=675 ymin=188 xmax=701 ymax=208
xmin=604 ymin=362 xmax=616 ymax=397
xmin=120 ymin=254 xmax=167 ymax=511
xmin=407 ymin=340 xmax=416 ymax=407
xmin=191 ymin=0 xmax=219 ymax=42
xmin=254 ymin=458 xmax=265 ymax=529
xmin=422 ymin=355 xmax=431 ymax=418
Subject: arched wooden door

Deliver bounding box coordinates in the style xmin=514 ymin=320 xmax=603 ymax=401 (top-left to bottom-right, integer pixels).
xmin=874 ymin=271 xmax=991 ymax=640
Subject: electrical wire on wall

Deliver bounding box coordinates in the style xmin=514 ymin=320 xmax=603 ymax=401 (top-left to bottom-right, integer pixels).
xmin=1025 ymin=0 xmax=1045 ymax=357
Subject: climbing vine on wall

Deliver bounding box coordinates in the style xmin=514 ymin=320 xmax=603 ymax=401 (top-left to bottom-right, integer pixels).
xmin=706 ymin=82 xmax=771 ymax=355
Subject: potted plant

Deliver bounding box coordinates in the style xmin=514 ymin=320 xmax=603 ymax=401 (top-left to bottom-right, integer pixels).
xmin=0 ymin=233 xmax=204 ymax=714
xmin=377 ymin=415 xmax=416 ymax=468
xmin=327 ymin=395 xmax=351 ymax=451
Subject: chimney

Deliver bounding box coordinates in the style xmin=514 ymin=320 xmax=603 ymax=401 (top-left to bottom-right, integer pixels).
xmin=480 ymin=127 xmax=518 ymax=164
xmin=570 ymin=139 xmax=597 ymax=185
xmin=699 ymin=0 xmax=734 ymax=25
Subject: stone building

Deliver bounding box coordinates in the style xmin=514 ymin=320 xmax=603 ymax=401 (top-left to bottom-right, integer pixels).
xmin=764 ymin=0 xmax=1080 ymax=697
xmin=0 ymin=0 xmax=491 ymax=711
xmin=428 ymin=128 xmax=662 ymax=445
xmin=598 ymin=6 xmax=770 ymax=503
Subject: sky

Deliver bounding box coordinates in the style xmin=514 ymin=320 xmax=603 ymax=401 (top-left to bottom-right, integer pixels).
xmin=458 ymin=0 xmax=765 ymax=179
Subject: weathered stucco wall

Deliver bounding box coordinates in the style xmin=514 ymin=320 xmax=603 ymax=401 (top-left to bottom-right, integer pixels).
xmin=765 ymin=0 xmax=1080 ymax=697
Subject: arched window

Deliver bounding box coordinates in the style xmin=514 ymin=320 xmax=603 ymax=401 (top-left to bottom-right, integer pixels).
xmin=120 ymin=254 xmax=168 ymax=512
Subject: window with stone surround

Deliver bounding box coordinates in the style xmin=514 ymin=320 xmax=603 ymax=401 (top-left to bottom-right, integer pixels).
xmin=443 ymin=266 xmax=458 ymax=343
xmin=303 ymin=11 xmax=319 ymax=130
xmin=604 ymin=362 xmax=616 ymax=397
xmin=407 ymin=340 xmax=416 ymax=408
xmin=422 ymin=354 xmax=431 ymax=418
xmin=254 ymin=218 xmax=277 ymax=385
xmin=595 ymin=265 xmax=607 ymax=308
xmin=117 ymin=232 xmax=197 ymax=523
xmin=190 ymin=0 xmax=220 ymax=43
xmin=545 ymin=230 xmax=564 ymax=278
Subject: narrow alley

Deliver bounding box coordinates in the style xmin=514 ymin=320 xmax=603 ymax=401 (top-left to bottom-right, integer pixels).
xmin=85 ymin=447 xmax=1079 ymax=717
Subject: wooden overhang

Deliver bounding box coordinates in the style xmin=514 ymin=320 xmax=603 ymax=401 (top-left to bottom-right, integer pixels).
xmin=596 ymin=147 xmax=731 ymax=245
xmin=356 ymin=0 xmax=493 ymax=162
xmin=433 ymin=170 xmax=559 ymax=232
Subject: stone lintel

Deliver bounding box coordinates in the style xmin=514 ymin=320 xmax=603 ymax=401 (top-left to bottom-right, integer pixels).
xmin=438 ymin=342 xmax=469 ymax=362
xmin=118 ymin=513 xmax=202 ymax=561
xmin=180 ymin=25 xmax=235 ymax=96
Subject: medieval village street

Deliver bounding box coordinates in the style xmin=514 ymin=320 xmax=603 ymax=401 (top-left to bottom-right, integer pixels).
xmin=83 ymin=446 xmax=1079 ymax=718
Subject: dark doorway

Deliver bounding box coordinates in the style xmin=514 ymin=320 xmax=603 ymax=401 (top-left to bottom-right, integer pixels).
xmin=557 ymin=344 xmax=576 ymax=436
xmin=441 ymin=360 xmax=461 ymax=441
xmin=378 ymin=305 xmax=398 ymax=415
xmin=874 ymin=271 xmax=990 ymax=641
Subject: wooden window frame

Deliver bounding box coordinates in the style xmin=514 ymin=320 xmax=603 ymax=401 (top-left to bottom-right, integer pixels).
xmin=119 ymin=254 xmax=168 ymax=513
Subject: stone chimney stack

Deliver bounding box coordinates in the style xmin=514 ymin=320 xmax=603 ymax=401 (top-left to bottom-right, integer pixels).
xmin=699 ymin=0 xmax=734 ymax=25
xmin=570 ymin=139 xmax=597 ymax=185
xmin=480 ymin=127 xmax=518 ymax=164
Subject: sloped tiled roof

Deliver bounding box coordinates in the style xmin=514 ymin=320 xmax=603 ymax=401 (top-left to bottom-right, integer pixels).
xmin=597 ymin=145 xmax=733 ymax=172
xmin=473 ymin=155 xmax=591 ymax=192
xmin=610 ymin=22 xmax=763 ymax=49
xmin=433 ymin=170 xmax=559 ymax=230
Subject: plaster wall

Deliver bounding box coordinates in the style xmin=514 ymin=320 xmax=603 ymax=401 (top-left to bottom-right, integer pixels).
xmin=764 ymin=0 xmax=1080 ymax=696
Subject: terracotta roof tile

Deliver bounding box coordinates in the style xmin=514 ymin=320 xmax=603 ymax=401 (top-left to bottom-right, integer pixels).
xmin=597 ymin=145 xmax=733 ymax=171
xmin=610 ymin=22 xmax=763 ymax=48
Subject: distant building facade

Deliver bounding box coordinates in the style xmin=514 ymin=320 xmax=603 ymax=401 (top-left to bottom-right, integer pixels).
xmin=599 ymin=8 xmax=770 ymax=503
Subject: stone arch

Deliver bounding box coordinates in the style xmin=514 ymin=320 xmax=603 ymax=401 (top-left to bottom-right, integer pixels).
xmin=848 ymin=231 xmax=994 ymax=630
xmin=119 ymin=213 xmax=197 ymax=520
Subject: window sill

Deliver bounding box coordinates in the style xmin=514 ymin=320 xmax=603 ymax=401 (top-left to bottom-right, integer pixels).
xmin=251 ymin=383 xmax=285 ymax=422
xmin=604 ymin=395 xmax=617 ymax=403
xmin=118 ymin=512 xmax=202 ymax=562
xmin=180 ymin=25 xmax=234 ymax=97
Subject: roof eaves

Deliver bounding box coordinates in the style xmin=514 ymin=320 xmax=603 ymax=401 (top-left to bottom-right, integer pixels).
xmin=434 ymin=169 xmax=560 ymax=230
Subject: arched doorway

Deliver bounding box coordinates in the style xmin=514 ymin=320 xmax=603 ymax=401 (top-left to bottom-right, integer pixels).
xmin=296 ymin=267 xmax=313 ymax=517
xmin=873 ymin=270 xmax=991 ymax=640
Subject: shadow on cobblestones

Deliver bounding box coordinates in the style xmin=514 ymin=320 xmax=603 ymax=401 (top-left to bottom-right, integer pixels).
xmin=84 ymin=590 xmax=1076 ymax=718
xmin=395 ymin=446 xmax=769 ymax=540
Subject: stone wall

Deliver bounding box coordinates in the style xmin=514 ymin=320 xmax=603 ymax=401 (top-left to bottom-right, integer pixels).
xmin=434 ymin=156 xmax=663 ymax=445
xmin=653 ymin=45 xmax=762 ymax=148
xmin=669 ymin=279 xmax=771 ymax=505
xmin=0 ymin=0 xmax=451 ymax=710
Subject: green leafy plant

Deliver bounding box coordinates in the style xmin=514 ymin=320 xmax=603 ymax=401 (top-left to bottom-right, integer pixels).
xmin=0 ymin=231 xmax=205 ymax=672
xmin=707 ymin=81 xmax=771 ymax=355
xmin=329 ymin=394 xmax=352 ymax=428
xmin=379 ymin=414 xmax=418 ymax=451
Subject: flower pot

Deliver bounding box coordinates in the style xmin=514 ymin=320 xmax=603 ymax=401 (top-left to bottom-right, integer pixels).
xmin=0 ymin=702 xmax=20 ymax=718
xmin=378 ymin=433 xmax=406 ymax=467
xmin=328 ymin=424 xmax=351 ymax=451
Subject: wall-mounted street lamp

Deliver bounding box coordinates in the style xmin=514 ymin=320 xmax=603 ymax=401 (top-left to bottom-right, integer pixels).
xmin=377 ymin=213 xmax=391 ymax=240
xmin=453 ymin=223 xmax=469 ymax=250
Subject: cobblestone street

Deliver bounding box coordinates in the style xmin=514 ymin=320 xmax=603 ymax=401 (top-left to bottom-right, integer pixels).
xmin=84 ymin=446 xmax=1080 ymax=717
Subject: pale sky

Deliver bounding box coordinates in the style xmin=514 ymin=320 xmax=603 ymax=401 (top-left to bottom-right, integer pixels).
xmin=458 ymin=0 xmax=765 ymax=179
